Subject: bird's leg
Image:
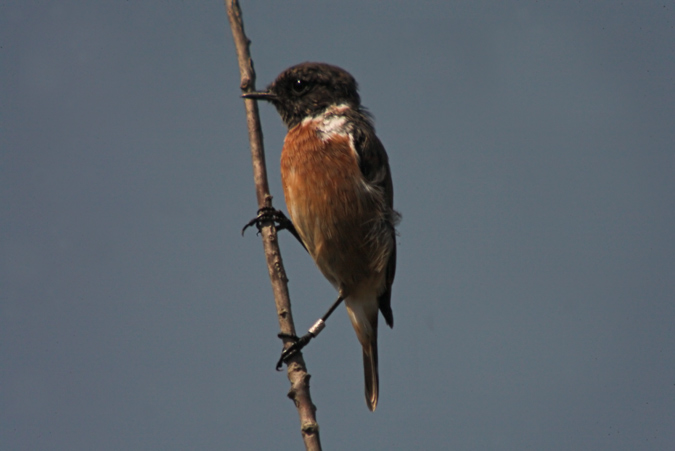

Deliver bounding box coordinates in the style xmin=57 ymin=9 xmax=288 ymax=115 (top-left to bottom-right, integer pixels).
xmin=276 ymin=294 xmax=345 ymax=370
xmin=242 ymin=207 xmax=306 ymax=251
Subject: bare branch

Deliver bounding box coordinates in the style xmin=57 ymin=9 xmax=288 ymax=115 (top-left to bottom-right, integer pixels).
xmin=225 ymin=1 xmax=322 ymax=449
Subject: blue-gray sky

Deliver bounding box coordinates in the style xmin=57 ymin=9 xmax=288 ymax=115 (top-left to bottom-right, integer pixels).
xmin=2 ymin=2 xmax=674 ymax=450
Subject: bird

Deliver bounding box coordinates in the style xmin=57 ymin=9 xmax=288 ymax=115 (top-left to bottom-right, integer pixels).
xmin=242 ymin=62 xmax=399 ymax=411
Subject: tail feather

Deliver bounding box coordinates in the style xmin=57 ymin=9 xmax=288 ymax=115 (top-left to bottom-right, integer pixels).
xmin=363 ymin=338 xmax=379 ymax=411
xmin=345 ymin=294 xmax=381 ymax=411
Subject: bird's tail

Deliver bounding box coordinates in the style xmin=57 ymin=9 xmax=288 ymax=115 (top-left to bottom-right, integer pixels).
xmin=345 ymin=294 xmax=380 ymax=411
xmin=362 ymin=335 xmax=379 ymax=411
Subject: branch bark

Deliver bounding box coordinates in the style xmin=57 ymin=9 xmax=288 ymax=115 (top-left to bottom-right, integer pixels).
xmin=225 ymin=1 xmax=322 ymax=449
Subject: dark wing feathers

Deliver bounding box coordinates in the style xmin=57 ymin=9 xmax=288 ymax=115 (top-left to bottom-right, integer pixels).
xmin=351 ymin=113 xmax=398 ymax=328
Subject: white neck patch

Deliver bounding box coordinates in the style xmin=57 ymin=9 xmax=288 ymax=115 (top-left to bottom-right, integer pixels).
xmin=304 ymin=104 xmax=352 ymax=141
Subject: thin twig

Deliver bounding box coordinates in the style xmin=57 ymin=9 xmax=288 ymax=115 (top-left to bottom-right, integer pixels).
xmin=225 ymin=1 xmax=322 ymax=450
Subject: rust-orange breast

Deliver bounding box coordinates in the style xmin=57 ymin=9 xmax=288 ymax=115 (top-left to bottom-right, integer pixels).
xmin=280 ymin=121 xmax=374 ymax=289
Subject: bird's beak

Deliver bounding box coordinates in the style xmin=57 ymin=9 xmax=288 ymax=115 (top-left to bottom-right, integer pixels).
xmin=241 ymin=90 xmax=276 ymax=101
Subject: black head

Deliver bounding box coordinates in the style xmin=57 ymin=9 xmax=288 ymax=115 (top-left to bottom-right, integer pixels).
xmin=242 ymin=62 xmax=361 ymax=129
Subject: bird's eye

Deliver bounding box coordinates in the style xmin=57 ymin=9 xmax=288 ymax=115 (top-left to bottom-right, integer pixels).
xmin=291 ymin=79 xmax=309 ymax=94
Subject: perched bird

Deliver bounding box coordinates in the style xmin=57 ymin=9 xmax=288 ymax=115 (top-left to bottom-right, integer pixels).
xmin=243 ymin=62 xmax=399 ymax=411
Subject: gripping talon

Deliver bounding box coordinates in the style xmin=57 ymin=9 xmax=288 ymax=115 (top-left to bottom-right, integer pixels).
xmin=241 ymin=207 xmax=275 ymax=236
xmin=241 ymin=217 xmax=259 ymax=236
xmin=275 ymin=332 xmax=314 ymax=370
xmin=241 ymin=207 xmax=307 ymax=251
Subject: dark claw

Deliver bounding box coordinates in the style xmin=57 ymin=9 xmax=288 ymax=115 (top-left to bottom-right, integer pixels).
xmin=242 ymin=207 xmax=307 ymax=251
xmin=275 ymin=332 xmax=314 ymax=371
xmin=241 ymin=207 xmax=277 ymax=236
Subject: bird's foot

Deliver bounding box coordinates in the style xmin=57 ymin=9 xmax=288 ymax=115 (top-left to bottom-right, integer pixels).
xmin=275 ymin=320 xmax=325 ymax=370
xmin=275 ymin=332 xmax=314 ymax=371
xmin=241 ymin=207 xmax=306 ymax=250
xmin=242 ymin=207 xmax=290 ymax=236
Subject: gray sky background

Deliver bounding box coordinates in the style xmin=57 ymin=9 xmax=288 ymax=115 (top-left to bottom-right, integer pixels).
xmin=2 ymin=1 xmax=674 ymax=450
